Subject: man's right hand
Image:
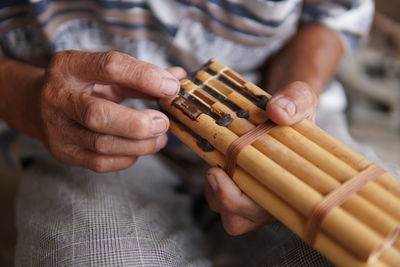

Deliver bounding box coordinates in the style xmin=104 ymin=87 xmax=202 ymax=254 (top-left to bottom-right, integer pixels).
xmin=2 ymin=51 xmax=186 ymax=172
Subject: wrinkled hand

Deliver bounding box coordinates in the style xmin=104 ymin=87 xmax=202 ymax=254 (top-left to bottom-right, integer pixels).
xmin=38 ymin=50 xmax=185 ymax=172
xmin=205 ymin=81 xmax=318 ymax=235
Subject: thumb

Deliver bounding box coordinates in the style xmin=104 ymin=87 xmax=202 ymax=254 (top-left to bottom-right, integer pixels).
xmin=265 ymin=81 xmax=318 ymax=125
xmin=165 ymin=66 xmax=187 ymax=80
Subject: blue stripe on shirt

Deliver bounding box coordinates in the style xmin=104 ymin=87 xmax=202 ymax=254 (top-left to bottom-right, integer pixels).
xmin=31 ymin=0 xmax=298 ymax=28
xmin=37 ymin=5 xmax=273 ymax=38
xmin=31 ymin=0 xmax=150 ymax=15
xmin=39 ymin=8 xmax=177 ymax=36
xmin=180 ymin=0 xmax=300 ymax=28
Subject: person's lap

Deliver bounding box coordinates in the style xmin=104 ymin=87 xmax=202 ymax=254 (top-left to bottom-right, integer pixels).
xmin=14 ymin=152 xmax=211 ymax=266
xmin=13 ymin=145 xmax=335 ymax=266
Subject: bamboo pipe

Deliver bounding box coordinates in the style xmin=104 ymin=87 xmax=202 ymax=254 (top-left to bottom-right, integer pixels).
xmin=160 ymin=97 xmax=400 ymax=262
xmin=199 ymin=92 xmax=399 ymax=245
xmin=206 ymin=59 xmax=400 ymax=200
xmin=243 ymin=76 xmax=400 ymax=199
xmin=292 ymin=120 xmax=400 ymax=198
xmin=243 ymin=80 xmax=400 ymax=199
xmin=232 ymin=96 xmax=400 ymax=222
xmin=267 ymin=125 xmax=400 ymax=222
xmin=195 ymin=72 xmax=400 ymax=222
xmin=168 ymin=119 xmax=389 ymax=267
xmin=180 ymin=81 xmax=400 ymax=249
xmin=196 ymin=71 xmax=266 ymax=123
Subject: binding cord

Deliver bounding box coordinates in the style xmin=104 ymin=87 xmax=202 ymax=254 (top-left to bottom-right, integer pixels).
xmin=224 ymin=121 xmax=276 ymax=178
xmin=304 ymin=164 xmax=398 ymax=263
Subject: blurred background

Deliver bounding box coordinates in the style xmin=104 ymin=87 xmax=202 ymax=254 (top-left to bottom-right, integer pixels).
xmin=0 ymin=1 xmax=399 ymax=266
xmin=339 ymin=0 xmax=400 ymax=170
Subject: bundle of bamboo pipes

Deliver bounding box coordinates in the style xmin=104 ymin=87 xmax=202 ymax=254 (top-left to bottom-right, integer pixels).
xmin=158 ymin=59 xmax=400 ymax=266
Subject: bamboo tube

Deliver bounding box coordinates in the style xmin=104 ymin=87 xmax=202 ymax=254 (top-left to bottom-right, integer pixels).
xmin=216 ymin=101 xmax=400 ymax=244
xmin=227 ymin=93 xmax=400 ymax=222
xmin=168 ymin=119 xmax=389 ymax=267
xmin=207 ymin=59 xmax=400 ymax=199
xmin=194 ymin=72 xmax=400 ymax=223
xmin=196 ymin=70 xmax=267 ymax=123
xmin=160 ymin=97 xmax=400 ymax=262
xmin=292 ymin=120 xmax=400 ymax=198
xmin=182 ymin=81 xmax=400 ymax=250
xmin=179 ymin=80 xmax=400 ymax=244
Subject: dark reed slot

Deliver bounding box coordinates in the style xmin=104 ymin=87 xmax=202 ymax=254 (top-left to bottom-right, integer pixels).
xmin=163 ymin=111 xmax=215 ymax=152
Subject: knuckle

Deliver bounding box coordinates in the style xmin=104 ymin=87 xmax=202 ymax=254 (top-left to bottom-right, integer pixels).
xmin=131 ymin=115 xmax=152 ymax=138
xmin=90 ymin=157 xmax=109 ymax=173
xmin=48 ymin=51 xmax=66 ymax=70
xmin=82 ymin=101 xmax=97 ymax=127
xmin=98 ymin=51 xmax=124 ymax=79
xmin=48 ymin=50 xmax=74 ymax=74
xmin=82 ymin=101 xmax=103 ymax=130
xmin=131 ymin=64 xmax=159 ymax=88
xmin=94 ymin=135 xmax=116 ymax=154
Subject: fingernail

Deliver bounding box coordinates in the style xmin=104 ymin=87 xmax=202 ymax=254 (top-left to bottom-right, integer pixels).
xmin=151 ymin=117 xmax=168 ymax=135
xmin=271 ymin=97 xmax=296 ymax=117
xmin=207 ymin=173 xmax=218 ymax=192
xmin=155 ymin=135 xmax=168 ymax=151
xmin=161 ymin=78 xmax=179 ymax=96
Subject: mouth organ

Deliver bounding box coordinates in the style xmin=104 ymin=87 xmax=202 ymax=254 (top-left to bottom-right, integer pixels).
xmin=158 ymin=59 xmax=400 ymax=267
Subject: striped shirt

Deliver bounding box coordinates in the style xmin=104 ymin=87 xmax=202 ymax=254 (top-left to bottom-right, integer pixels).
xmin=0 ymin=0 xmax=374 ymax=167
xmin=0 ymin=0 xmax=373 ymax=73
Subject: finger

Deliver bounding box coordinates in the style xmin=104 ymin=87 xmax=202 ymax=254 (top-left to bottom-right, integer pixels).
xmin=221 ymin=212 xmax=268 ymax=236
xmin=52 ymin=50 xmax=180 ymax=97
xmin=59 ymin=144 xmax=137 ymax=173
xmin=206 ymin=167 xmax=273 ymax=221
xmin=65 ymin=93 xmax=169 ymax=139
xmin=265 ymin=81 xmax=317 ymax=125
xmin=205 ymin=182 xmax=272 ymax=235
xmin=204 ymin=179 xmax=221 ymax=213
xmin=64 ymin=122 xmax=168 ymax=156
xmin=166 ymin=67 xmax=187 ymax=80
xmin=90 ymin=67 xmax=186 ymax=101
xmin=92 ymin=84 xmax=125 ymax=102
xmin=93 ymin=84 xmax=157 ymax=101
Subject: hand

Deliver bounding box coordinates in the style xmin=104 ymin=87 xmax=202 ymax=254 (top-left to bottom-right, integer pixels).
xmin=205 ymin=167 xmax=275 ymax=235
xmin=205 ymin=81 xmax=318 ymax=235
xmin=36 ymin=50 xmax=185 ymax=172
xmin=266 ymin=81 xmax=318 ymax=125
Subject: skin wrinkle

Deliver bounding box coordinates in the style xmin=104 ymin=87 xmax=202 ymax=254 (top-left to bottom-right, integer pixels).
xmin=9 ymin=50 xmax=173 ymax=172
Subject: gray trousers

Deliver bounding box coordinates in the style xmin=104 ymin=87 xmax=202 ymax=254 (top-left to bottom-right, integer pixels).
xmin=14 ymin=152 xmax=332 ymax=267
xmin=14 ymin=106 xmax=390 ymax=266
